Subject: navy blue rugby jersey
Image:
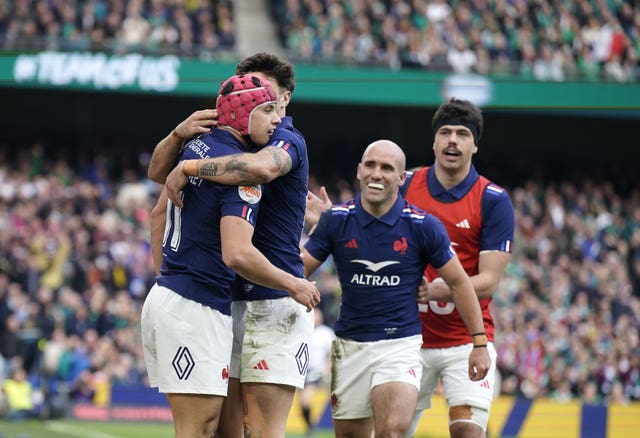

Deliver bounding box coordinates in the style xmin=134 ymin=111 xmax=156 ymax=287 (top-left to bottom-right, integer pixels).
xmin=232 ymin=116 xmax=308 ymax=301
xmin=304 ymin=195 xmax=455 ymax=342
xmin=157 ymin=129 xmax=261 ymax=316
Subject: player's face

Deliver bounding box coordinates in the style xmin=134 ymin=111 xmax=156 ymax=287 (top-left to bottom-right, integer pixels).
xmin=357 ymin=144 xmax=406 ymax=208
xmin=433 ymin=124 xmax=477 ymax=172
xmin=249 ymin=103 xmax=281 ymax=145
xmin=248 ymin=72 xmax=290 ymax=117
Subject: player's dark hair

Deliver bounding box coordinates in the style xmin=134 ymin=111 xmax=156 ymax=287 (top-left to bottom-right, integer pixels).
xmin=432 ymin=98 xmax=484 ymax=143
xmin=235 ymin=52 xmax=296 ymax=93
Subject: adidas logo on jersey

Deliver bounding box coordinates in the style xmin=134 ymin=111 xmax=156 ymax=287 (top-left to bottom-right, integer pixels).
xmin=344 ymin=238 xmax=358 ymax=248
xmin=456 ymin=219 xmax=470 ymax=229
xmin=252 ymin=359 xmax=269 ymax=370
xmin=480 ymin=380 xmax=490 ymax=389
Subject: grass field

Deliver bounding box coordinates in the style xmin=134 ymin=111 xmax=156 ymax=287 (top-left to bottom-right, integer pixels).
xmin=0 ymin=420 xmax=335 ymax=438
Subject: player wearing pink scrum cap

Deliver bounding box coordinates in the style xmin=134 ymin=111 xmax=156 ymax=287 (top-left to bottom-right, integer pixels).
xmin=216 ymin=74 xmax=279 ymax=138
xmin=140 ymin=73 xmax=320 ymax=438
xmin=155 ymin=55 xmax=318 ymax=438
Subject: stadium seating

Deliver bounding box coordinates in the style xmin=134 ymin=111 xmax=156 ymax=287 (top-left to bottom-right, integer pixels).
xmin=0 ymin=0 xmax=235 ymax=58
xmin=270 ymin=0 xmax=639 ymax=82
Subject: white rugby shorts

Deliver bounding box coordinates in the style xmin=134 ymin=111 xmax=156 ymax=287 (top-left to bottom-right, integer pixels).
xmin=331 ymin=334 xmax=423 ymax=420
xmin=141 ymin=284 xmax=233 ymax=395
xmin=417 ymin=342 xmax=498 ymax=411
xmin=230 ymin=296 xmax=314 ymax=389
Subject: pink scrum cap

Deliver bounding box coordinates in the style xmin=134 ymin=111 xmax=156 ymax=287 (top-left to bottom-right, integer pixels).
xmin=216 ymin=74 xmax=278 ymax=136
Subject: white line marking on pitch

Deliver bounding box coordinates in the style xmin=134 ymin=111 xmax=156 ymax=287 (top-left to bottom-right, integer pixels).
xmin=46 ymin=421 xmax=120 ymax=438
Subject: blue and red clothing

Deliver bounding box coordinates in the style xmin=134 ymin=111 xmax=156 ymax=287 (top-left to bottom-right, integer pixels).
xmin=402 ymin=165 xmax=515 ymax=348
xmin=157 ymin=129 xmax=260 ymax=316
xmin=232 ymin=116 xmax=309 ymax=301
xmin=304 ymin=194 xmax=455 ymax=342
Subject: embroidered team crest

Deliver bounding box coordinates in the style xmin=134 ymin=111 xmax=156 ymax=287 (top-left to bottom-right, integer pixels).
xmin=393 ymin=237 xmax=408 ymax=255
xmin=221 ymin=365 xmax=229 ymax=381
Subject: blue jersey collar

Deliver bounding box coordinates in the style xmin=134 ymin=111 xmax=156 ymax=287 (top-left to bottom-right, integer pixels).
xmin=355 ymin=194 xmax=405 ymax=227
xmin=428 ymin=165 xmax=479 ymax=200
xmin=279 ymin=116 xmax=293 ymax=129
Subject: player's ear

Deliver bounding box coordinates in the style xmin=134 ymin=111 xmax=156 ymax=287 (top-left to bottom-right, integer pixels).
xmin=281 ymin=90 xmax=292 ymax=108
xmin=399 ymin=170 xmax=407 ymax=186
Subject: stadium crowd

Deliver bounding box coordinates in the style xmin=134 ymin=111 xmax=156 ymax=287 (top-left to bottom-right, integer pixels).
xmin=271 ymin=0 xmax=640 ymax=81
xmin=0 ymin=0 xmax=235 ymax=57
xmin=1 ymin=0 xmax=638 ymax=81
xmin=0 ymin=143 xmax=639 ymax=419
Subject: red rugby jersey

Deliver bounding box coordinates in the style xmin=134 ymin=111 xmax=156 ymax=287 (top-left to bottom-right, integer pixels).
xmin=403 ymin=166 xmax=494 ymax=348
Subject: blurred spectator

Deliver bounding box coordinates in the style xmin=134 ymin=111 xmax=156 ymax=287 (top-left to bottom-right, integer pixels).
xmin=1 ymin=367 xmax=35 ymax=420
xmin=0 ymin=0 xmax=235 ymax=58
xmin=447 ymin=32 xmax=477 ymax=73
xmin=271 ymin=0 xmax=639 ymax=81
xmin=0 ymin=138 xmax=639 ymax=412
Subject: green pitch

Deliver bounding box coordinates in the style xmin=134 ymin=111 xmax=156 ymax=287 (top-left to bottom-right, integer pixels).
xmin=0 ymin=420 xmax=336 ymax=438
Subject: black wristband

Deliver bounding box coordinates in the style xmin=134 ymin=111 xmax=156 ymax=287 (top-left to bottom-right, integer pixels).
xmin=473 ymin=344 xmax=487 ymax=349
xmin=471 ymin=332 xmax=486 ymax=337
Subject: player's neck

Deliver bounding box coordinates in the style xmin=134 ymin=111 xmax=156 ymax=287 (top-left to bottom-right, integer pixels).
xmin=360 ymin=195 xmax=396 ymax=218
xmin=218 ymin=126 xmax=249 ymax=147
xmin=433 ymin=162 xmax=470 ymax=190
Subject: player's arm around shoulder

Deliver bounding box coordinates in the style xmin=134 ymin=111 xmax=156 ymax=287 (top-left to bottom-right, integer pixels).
xmin=148 ymin=109 xmax=218 ymax=183
xmin=179 ymin=144 xmax=293 ymax=186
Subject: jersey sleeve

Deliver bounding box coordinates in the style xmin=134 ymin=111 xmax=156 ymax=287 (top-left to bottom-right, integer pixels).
xmin=219 ymin=184 xmax=262 ymax=226
xmin=303 ymin=210 xmax=333 ymax=263
xmin=266 ymin=122 xmax=304 ymax=170
xmin=481 ymin=185 xmax=515 ymax=252
xmin=420 ymin=214 xmax=455 ymax=269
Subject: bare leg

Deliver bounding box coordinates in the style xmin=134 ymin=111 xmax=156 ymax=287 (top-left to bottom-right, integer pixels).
xmin=167 ymin=393 xmax=224 ymax=438
xmin=242 ymin=382 xmax=296 ymax=438
xmin=334 ymin=417 xmax=375 ymax=438
xmin=449 ymin=404 xmax=486 ymax=438
xmin=371 ymin=382 xmax=418 ymax=438
xmin=217 ymin=378 xmax=243 ymax=438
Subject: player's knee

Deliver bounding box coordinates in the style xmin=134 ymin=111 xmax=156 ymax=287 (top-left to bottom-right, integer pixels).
xmin=449 ymin=404 xmax=488 ymax=431
xmin=376 ymin=422 xmax=407 ymax=438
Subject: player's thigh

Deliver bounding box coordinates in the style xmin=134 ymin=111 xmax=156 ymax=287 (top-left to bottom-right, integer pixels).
xmin=441 ymin=343 xmax=497 ymax=410
xmin=416 ymin=346 xmax=449 ymax=410
xmin=370 ymin=336 xmax=422 ymax=428
xmin=166 ymin=393 xmax=225 ymax=436
xmin=331 ymin=337 xmax=375 ymax=420
xmin=442 ymin=343 xmax=497 ymax=431
xmin=218 ymin=378 xmax=243 ymax=438
xmin=371 ymin=381 xmax=418 ymax=428
xmin=242 ymin=381 xmax=296 ymax=433
xmin=332 ymin=335 xmax=422 ymax=421
xmin=147 ymin=285 xmax=233 ymax=395
xmin=370 ymin=335 xmax=422 ymax=390
xmin=239 ymin=297 xmax=314 ymax=389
